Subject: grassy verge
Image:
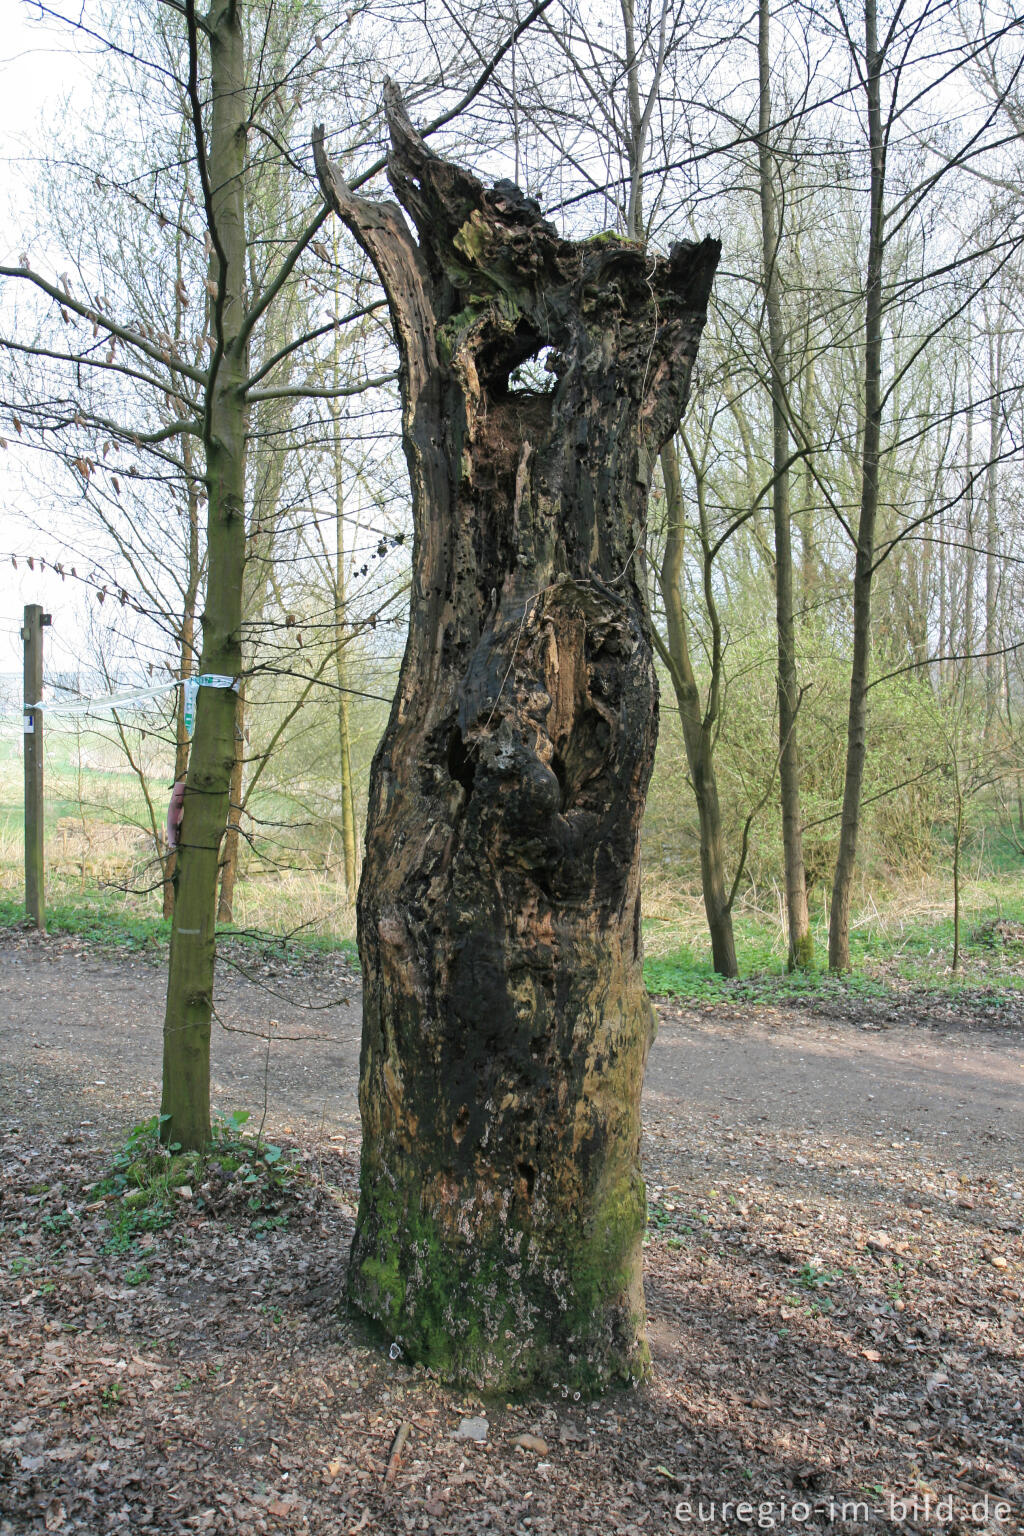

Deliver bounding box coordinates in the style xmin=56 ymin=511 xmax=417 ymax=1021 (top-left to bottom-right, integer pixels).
xmin=642 ymin=947 xmax=898 ymax=1006
xmin=0 ymin=893 xmax=171 ymax=951
xmin=0 ymin=891 xmax=359 ymax=968
xmin=3 ymin=862 xmax=1023 ymax=1006
xmin=642 ymin=882 xmax=1024 ymax=1003
xmin=0 ymin=735 xmax=361 ymax=945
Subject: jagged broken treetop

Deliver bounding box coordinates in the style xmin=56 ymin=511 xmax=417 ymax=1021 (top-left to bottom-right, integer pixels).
xmin=313 ymin=84 xmax=720 ymax=505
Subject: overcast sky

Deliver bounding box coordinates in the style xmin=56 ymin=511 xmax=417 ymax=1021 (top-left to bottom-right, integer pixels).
xmin=0 ymin=5 xmax=92 ymax=692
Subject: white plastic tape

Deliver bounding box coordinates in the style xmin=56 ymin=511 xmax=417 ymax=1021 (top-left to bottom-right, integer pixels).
xmin=21 ymin=673 xmax=239 ymax=719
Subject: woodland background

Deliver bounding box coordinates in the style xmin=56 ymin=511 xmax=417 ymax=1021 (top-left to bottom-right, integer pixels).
xmin=2 ymin=0 xmax=1024 ymax=991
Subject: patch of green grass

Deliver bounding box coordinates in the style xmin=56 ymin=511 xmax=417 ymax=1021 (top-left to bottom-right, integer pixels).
xmin=643 ymin=883 xmax=1024 ymax=1003
xmin=642 ymin=945 xmax=890 ymax=1005
xmin=41 ymin=1207 xmax=74 ymax=1235
xmin=797 ymin=1260 xmax=842 ymax=1290
xmin=88 ymin=1110 xmax=301 ymax=1255
xmin=645 ymin=1198 xmax=698 ymax=1247
xmin=646 ymin=1198 xmax=676 ymax=1231
xmin=102 ymin=1202 xmax=176 ymax=1253
xmin=250 ymin=1212 xmax=289 ymax=1234
xmin=91 ymin=1115 xmax=191 ymax=1252
xmin=0 ymin=890 xmax=360 ymax=969
xmin=220 ymin=927 xmax=359 ymax=969
xmin=0 ymin=893 xmax=171 ymax=951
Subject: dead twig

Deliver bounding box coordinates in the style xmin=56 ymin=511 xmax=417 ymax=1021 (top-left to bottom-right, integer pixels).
xmin=384 ymin=1422 xmax=412 ymax=1485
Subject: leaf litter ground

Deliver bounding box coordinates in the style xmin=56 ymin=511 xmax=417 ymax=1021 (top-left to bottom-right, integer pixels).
xmin=1 ymin=926 xmax=1021 ymax=1534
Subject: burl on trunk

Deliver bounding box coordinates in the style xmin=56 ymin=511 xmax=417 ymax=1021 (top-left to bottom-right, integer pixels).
xmin=314 ymin=91 xmax=718 ymax=1393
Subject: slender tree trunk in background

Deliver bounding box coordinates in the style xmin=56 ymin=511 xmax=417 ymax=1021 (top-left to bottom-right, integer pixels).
xmin=758 ymin=0 xmax=812 ymax=970
xmin=621 ymin=0 xmax=644 ymax=236
xmin=163 ymin=620 xmax=194 ymax=920
xmin=985 ymin=317 xmax=1003 ymax=731
xmin=163 ymin=469 xmax=202 ymax=919
xmin=621 ymin=0 xmax=733 ymax=970
xmin=618 ymin=0 xmax=670 ymax=242
xmin=937 ymin=508 xmax=947 ymax=691
xmin=216 ymin=680 xmax=246 ymax=923
xmin=829 ymin=0 xmax=884 ymax=972
xmin=335 ymin=497 xmax=358 ymax=897
xmin=916 ymin=519 xmax=933 ymax=673
xmin=330 ymin=275 xmax=358 ymax=898
xmin=952 ymin=790 xmax=963 ymax=973
xmin=220 ymin=420 xmax=292 ymax=917
xmin=315 ymin=94 xmax=718 ymax=1392
xmin=161 ymin=0 xmax=249 ymax=1149
xmin=950 ymin=705 xmax=965 ymax=973
xmin=163 ymin=632 xmax=194 ymax=922
xmin=964 ymin=385 xmax=975 ymax=674
xmin=657 ymin=438 xmax=737 ymax=977
xmin=796 ymin=348 xmax=818 ymax=606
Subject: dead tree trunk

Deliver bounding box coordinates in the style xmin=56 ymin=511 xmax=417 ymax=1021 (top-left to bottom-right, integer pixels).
xmin=314 ymin=91 xmax=718 ymax=1394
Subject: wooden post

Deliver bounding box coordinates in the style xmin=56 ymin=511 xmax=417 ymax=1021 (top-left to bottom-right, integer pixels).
xmin=22 ymin=603 xmax=49 ymax=930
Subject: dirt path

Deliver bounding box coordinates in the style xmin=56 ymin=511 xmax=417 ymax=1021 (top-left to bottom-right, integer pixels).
xmin=2 ymin=928 xmax=1022 ymax=1535
xmin=3 ymin=930 xmax=1022 ymax=1164
xmin=647 ymin=1002 xmax=1023 ymax=1174
xmin=0 ymin=930 xmax=363 ymax=1141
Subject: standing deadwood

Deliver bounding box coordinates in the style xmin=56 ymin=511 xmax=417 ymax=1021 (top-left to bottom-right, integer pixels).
xmin=314 ymin=89 xmax=718 ymax=1393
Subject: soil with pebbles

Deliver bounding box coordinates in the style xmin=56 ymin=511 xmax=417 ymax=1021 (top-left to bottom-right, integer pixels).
xmin=1 ymin=924 xmax=1022 ymax=1535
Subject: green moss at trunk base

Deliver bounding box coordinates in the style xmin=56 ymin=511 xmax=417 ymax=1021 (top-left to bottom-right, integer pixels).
xmin=347 ymin=1163 xmax=650 ymax=1395
xmin=789 ymin=929 xmax=815 ymax=971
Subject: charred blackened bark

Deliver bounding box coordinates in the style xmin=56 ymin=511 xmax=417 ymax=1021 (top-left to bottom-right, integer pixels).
xmin=314 ymin=92 xmax=718 ymax=1394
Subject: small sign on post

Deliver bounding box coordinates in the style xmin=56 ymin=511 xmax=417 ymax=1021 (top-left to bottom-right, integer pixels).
xmin=22 ymin=604 xmax=50 ymax=931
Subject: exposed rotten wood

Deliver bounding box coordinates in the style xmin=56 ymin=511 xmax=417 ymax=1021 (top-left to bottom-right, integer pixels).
xmin=314 ymin=87 xmax=719 ymax=1392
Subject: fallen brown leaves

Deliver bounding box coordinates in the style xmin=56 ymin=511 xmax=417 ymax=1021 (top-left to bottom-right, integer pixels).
xmin=1 ymin=940 xmax=1022 ymax=1534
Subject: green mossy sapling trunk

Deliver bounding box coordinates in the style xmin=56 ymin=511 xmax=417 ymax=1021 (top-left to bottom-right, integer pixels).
xmin=160 ymin=1 xmax=250 ymax=1151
